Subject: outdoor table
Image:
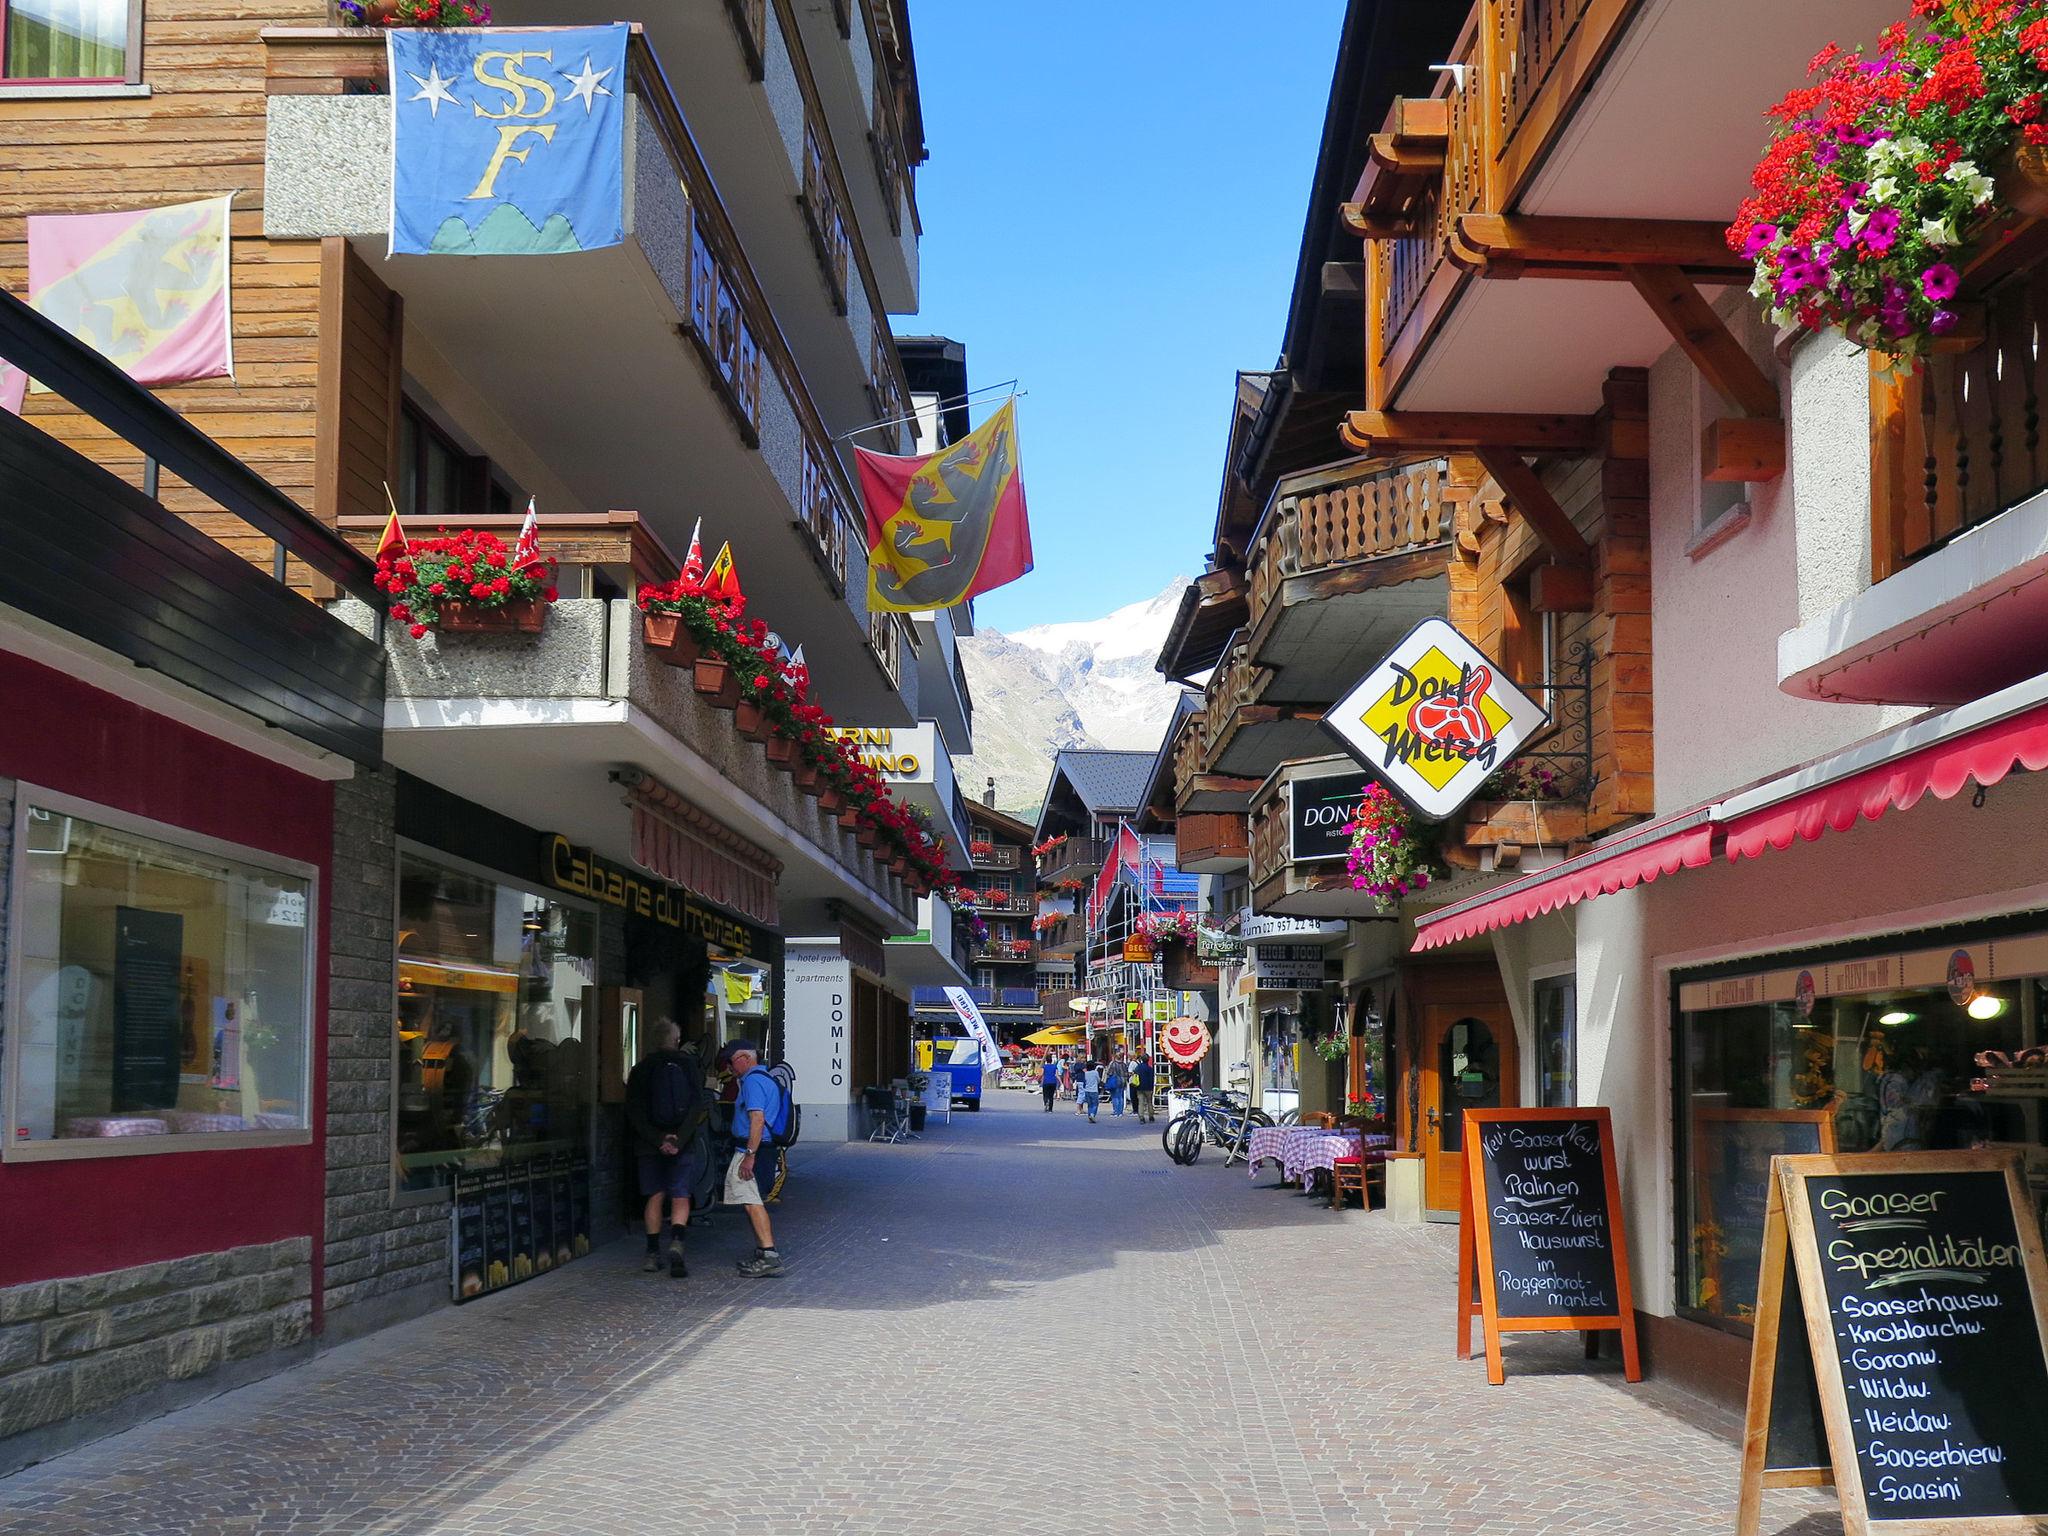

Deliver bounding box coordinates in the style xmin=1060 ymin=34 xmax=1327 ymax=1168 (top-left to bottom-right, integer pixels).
xmin=1245 ymin=1125 xmax=1381 ymax=1185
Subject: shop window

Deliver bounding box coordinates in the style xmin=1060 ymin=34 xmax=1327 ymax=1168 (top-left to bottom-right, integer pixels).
xmin=395 ymin=852 xmax=597 ymax=1196
xmin=3 ymin=0 xmax=136 ymax=82
xmin=4 ymin=793 xmax=314 ymax=1156
xmin=1677 ymin=942 xmax=2047 ymax=1333
xmin=704 ymin=953 xmax=772 ymax=1058
xmin=1533 ymin=975 xmax=1576 ymax=1107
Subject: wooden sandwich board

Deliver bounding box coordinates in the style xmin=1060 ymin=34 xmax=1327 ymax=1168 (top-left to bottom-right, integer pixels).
xmin=1455 ymin=1105 xmax=1641 ymax=1385
xmin=1735 ymin=1149 xmax=2048 ymax=1536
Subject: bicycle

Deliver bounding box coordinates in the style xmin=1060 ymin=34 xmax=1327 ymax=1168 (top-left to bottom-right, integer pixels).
xmin=1162 ymin=1089 xmax=1271 ymax=1167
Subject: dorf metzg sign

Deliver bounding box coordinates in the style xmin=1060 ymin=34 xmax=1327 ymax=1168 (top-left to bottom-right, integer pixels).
xmin=1325 ymin=617 xmax=1549 ymax=822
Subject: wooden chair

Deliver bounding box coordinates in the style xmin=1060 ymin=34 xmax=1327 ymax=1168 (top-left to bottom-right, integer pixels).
xmin=1331 ymin=1117 xmax=1389 ymax=1211
xmin=1299 ymin=1110 xmax=1336 ymax=1128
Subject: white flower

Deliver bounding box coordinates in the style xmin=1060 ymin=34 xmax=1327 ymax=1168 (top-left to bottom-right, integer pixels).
xmin=1919 ymin=216 xmax=1959 ymax=247
xmin=1867 ymin=137 xmax=1895 ymax=165
xmin=1751 ymin=270 xmax=1774 ymax=299
xmin=1846 ymin=207 xmax=1869 ymax=233
xmin=1892 ymin=133 xmax=1928 ymax=161
xmin=1945 ymin=158 xmax=1981 ymax=182
xmin=1869 ymin=175 xmax=1900 ymax=203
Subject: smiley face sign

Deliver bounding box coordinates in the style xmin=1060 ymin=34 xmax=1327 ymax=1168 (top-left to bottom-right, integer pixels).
xmin=1325 ymin=617 xmax=1549 ymax=821
xmin=1161 ymin=1016 xmax=1211 ymax=1068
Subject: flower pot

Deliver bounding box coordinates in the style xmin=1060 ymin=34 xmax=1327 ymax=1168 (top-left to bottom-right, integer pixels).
xmin=1999 ymin=141 xmax=2048 ymax=224
xmin=793 ymin=761 xmax=821 ymax=793
xmin=818 ymin=787 xmax=844 ymax=815
xmin=857 ymin=826 xmax=879 ymax=849
xmin=734 ymin=700 xmax=774 ymax=743
xmin=693 ymin=657 xmax=740 ymax=709
xmin=908 ymin=1103 xmax=927 ymax=1133
xmin=642 ymin=611 xmax=702 ymax=668
xmin=439 ymin=597 xmax=545 ymax=634
xmin=765 ymin=736 xmax=797 ymax=769
xmin=837 ymin=808 xmax=862 ymax=833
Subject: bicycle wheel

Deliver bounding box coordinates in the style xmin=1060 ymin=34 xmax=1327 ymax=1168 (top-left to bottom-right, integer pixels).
xmin=1278 ymin=1107 xmax=1299 ymax=1128
xmin=1246 ymin=1108 xmax=1276 ymax=1129
xmin=1172 ymin=1114 xmax=1205 ymax=1165
xmin=1162 ymin=1115 xmax=1189 ymax=1160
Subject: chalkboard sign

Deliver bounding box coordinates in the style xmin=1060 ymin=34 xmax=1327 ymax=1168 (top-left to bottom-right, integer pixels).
xmin=452 ymin=1181 xmax=488 ymax=1301
xmin=1736 ymin=1150 xmax=2048 ymax=1535
xmin=550 ymin=1166 xmax=574 ymax=1268
xmin=482 ymin=1175 xmax=513 ymax=1294
xmin=1456 ymin=1106 xmax=1641 ymax=1385
xmin=1693 ymin=1108 xmax=1835 ymax=1325
xmin=507 ymin=1178 xmax=536 ymax=1283
xmin=111 ymin=906 xmax=184 ymax=1112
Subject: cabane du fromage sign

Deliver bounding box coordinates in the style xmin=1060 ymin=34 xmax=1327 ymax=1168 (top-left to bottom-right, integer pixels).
xmin=1324 ymin=617 xmax=1549 ymax=821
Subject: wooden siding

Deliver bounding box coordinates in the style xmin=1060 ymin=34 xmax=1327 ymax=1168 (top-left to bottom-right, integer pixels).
xmin=0 ymin=0 xmax=331 ymax=580
xmin=315 ymin=240 xmax=401 ymax=536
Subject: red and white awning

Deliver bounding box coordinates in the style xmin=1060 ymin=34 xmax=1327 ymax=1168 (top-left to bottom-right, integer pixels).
xmin=1412 ymin=675 xmax=2048 ymax=952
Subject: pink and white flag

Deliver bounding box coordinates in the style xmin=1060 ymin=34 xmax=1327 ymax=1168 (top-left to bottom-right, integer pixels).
xmin=0 ymin=358 xmax=23 ymax=416
xmin=28 ymin=195 xmax=234 ymax=390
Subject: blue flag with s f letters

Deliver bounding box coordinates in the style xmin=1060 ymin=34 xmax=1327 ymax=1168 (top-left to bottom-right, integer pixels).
xmin=388 ymin=25 xmax=627 ymax=256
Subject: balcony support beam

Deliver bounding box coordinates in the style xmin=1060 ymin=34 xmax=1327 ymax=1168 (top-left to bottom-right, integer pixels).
xmin=1452 ymin=215 xmax=1749 ymax=281
xmin=1624 ymin=264 xmax=1781 ymax=419
xmin=1473 ymin=447 xmax=1592 ymax=566
xmin=1341 ymin=410 xmax=1596 ymax=456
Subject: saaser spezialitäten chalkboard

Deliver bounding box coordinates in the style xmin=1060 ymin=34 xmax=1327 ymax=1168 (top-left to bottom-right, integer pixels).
xmin=1456 ymin=1106 xmax=1641 ymax=1385
xmin=1737 ymin=1149 xmax=2048 ymax=1536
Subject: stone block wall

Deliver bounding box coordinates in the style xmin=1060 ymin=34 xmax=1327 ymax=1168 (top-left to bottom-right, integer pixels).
xmin=0 ymin=1239 xmax=311 ymax=1470
xmin=320 ymin=765 xmax=447 ymax=1340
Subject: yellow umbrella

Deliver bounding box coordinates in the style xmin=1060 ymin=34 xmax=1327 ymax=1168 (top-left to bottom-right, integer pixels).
xmin=1024 ymin=1026 xmax=1086 ymax=1046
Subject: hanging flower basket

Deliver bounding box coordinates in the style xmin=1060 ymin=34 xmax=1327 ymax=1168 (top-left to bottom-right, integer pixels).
xmin=734 ymin=700 xmax=774 ymax=743
xmin=693 ymin=657 xmax=740 ymax=709
xmin=338 ymin=0 xmax=493 ymax=26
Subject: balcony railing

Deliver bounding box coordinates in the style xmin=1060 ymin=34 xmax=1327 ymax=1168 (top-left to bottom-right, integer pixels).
xmin=1364 ymin=0 xmax=1645 ymax=409
xmin=1038 ymin=913 xmax=1087 ymax=954
xmin=801 ymin=117 xmax=852 ymax=315
xmin=1197 ymin=640 xmax=1268 ymax=762
xmin=722 ymin=0 xmax=766 ymax=80
xmin=977 ymin=939 xmax=1037 ymax=963
xmin=1172 ymin=715 xmax=1208 ymax=806
xmin=869 ymin=320 xmax=910 ymax=455
xmin=1036 ymin=836 xmax=1109 ymax=887
xmin=1245 ymin=458 xmax=1455 ymax=634
xmin=967 ymin=889 xmax=1017 ymax=911
xmin=970 ymin=845 xmax=1020 ymax=870
xmin=1870 ymin=253 xmax=2048 ymax=580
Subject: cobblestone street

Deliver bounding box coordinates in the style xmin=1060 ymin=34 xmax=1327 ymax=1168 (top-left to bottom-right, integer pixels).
xmin=0 ymin=1092 xmax=1837 ymax=1535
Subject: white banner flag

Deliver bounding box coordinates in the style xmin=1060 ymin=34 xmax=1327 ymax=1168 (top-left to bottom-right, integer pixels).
xmin=942 ymin=986 xmax=1004 ymax=1078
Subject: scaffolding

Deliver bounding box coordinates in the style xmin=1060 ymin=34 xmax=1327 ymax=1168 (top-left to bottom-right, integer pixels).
xmin=1081 ymin=821 xmax=1199 ymax=1079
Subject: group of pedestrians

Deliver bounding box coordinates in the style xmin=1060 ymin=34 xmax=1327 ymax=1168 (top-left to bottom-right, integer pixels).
xmin=1037 ymin=1049 xmax=1158 ymax=1124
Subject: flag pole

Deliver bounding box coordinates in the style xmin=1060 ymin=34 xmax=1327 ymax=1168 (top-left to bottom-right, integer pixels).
xmin=832 ymin=381 xmax=1026 ymax=443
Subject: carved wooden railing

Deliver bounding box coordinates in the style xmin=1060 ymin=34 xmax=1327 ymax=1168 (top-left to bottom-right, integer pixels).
xmin=1037 ymin=837 xmax=1109 ymax=887
xmin=869 ymin=319 xmax=909 ymax=454
xmin=800 ymin=437 xmax=853 ymax=591
xmin=802 ymin=118 xmax=853 ymax=314
xmin=1171 ymin=711 xmax=1208 ymax=804
xmin=1871 ymin=255 xmax=2048 ymax=580
xmin=970 ymin=844 xmax=1020 ymax=870
xmin=1199 ymin=641 xmax=1269 ymax=761
xmin=1246 ymin=458 xmax=1455 ymax=632
xmin=1248 ymin=791 xmax=1290 ymax=890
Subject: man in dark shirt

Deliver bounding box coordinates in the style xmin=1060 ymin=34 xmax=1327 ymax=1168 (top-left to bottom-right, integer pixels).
xmin=623 ymin=1021 xmax=708 ymax=1278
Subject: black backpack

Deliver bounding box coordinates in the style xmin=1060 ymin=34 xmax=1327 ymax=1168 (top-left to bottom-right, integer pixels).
xmin=650 ymin=1056 xmax=705 ymax=1138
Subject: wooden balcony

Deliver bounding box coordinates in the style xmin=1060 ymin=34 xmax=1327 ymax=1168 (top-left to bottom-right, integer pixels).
xmin=1176 ymin=812 xmax=1248 ymax=875
xmin=1036 ymin=837 xmax=1109 ymax=888
xmin=1038 ymin=913 xmax=1087 ymax=956
xmin=1171 ymin=638 xmax=1330 ymax=822
xmin=1243 ymin=456 xmax=1467 ymax=704
xmin=1361 ymin=1 xmax=1651 ymax=412
xmin=969 ymin=844 xmax=1021 ymax=871
xmin=338 ymin=511 xmax=680 ymax=600
xmin=1246 ymin=762 xmax=1372 ymax=920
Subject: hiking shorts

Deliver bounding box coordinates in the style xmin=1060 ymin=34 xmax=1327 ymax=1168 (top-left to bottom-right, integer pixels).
xmin=638 ymin=1144 xmax=708 ymax=1202
xmin=724 ymin=1147 xmax=779 ymax=1206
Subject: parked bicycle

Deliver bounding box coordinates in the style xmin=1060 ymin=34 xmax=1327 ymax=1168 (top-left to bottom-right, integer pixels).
xmin=1162 ymin=1089 xmax=1272 ymax=1167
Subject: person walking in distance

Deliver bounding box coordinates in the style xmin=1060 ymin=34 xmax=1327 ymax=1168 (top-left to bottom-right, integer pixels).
xmin=1132 ymin=1052 xmax=1157 ymax=1122
xmin=1040 ymin=1051 xmax=1059 ymax=1112
xmin=723 ymin=1041 xmax=786 ymax=1278
xmin=1080 ymin=1058 xmax=1103 ymax=1123
xmin=623 ymin=1020 xmax=707 ymax=1278
xmin=1105 ymin=1050 xmax=1129 ymax=1117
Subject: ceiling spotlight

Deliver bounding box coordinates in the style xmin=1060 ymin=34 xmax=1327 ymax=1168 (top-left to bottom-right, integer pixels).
xmin=1967 ymin=994 xmax=2009 ymax=1021
xmin=1878 ymin=1010 xmax=1915 ymax=1026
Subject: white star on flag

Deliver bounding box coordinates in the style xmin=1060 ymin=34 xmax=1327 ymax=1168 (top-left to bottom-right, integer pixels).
xmin=562 ymin=54 xmax=615 ymax=114
xmin=406 ymin=64 xmax=461 ymax=119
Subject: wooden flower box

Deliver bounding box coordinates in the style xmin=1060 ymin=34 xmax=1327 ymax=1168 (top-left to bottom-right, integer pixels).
xmin=692 ymin=657 xmax=740 ymax=709
xmin=439 ymin=598 xmax=545 ymax=634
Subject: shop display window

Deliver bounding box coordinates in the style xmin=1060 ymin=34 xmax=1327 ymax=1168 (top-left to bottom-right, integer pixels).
xmin=1534 ymin=975 xmax=1576 ymax=1108
xmin=1677 ymin=934 xmax=2048 ymax=1332
xmin=396 ymin=852 xmax=596 ymax=1195
xmin=4 ymin=792 xmax=314 ymax=1156
xmin=704 ymin=952 xmax=772 ymax=1057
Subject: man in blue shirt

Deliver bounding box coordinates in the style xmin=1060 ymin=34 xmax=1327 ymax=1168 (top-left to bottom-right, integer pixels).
xmin=1040 ymin=1053 xmax=1060 ymax=1112
xmin=722 ymin=1041 xmax=784 ymax=1277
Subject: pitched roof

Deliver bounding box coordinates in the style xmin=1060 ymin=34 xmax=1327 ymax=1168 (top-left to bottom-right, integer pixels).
xmin=1050 ymin=749 xmax=1156 ymax=817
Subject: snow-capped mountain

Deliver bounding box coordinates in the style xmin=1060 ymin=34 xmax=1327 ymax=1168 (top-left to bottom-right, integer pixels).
xmin=955 ymin=579 xmax=1192 ymax=819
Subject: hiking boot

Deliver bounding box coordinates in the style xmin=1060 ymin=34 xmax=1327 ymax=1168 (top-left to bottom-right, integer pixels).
xmin=641 ymin=1250 xmax=664 ymax=1272
xmin=667 ymin=1241 xmax=688 ymax=1279
xmin=737 ymin=1249 xmax=785 ymax=1278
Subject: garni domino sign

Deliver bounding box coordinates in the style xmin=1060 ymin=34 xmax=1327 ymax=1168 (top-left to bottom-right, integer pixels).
xmin=1324 ymin=617 xmax=1548 ymax=822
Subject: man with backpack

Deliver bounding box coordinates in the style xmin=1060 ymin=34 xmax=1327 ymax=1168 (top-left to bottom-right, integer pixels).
xmin=624 ymin=1020 xmax=708 ymax=1278
xmin=1132 ymin=1053 xmax=1158 ymax=1122
xmin=723 ymin=1040 xmax=787 ymax=1278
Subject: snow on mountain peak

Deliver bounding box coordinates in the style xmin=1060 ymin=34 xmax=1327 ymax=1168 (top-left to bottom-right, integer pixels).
xmin=1005 ymin=577 xmax=1190 ymax=665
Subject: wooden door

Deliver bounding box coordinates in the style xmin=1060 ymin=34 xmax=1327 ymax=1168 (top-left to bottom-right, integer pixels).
xmin=1418 ymin=992 xmax=1517 ymax=1216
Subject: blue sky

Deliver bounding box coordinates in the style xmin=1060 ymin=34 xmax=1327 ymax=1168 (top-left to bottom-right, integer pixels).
xmin=909 ymin=2 xmax=1346 ymax=633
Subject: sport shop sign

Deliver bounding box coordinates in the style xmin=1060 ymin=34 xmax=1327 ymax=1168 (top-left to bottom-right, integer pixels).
xmin=1325 ymin=618 xmax=1549 ymax=821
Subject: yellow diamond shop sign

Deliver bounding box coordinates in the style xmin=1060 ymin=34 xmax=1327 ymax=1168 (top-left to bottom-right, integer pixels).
xmin=1324 ymin=618 xmax=1549 ymax=821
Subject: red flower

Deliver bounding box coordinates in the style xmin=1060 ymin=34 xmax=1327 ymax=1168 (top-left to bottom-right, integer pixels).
xmin=428 ymin=582 xmax=446 ymax=595
xmin=544 ymin=586 xmax=559 ymax=602
xmin=409 ymin=624 xmax=428 ymax=639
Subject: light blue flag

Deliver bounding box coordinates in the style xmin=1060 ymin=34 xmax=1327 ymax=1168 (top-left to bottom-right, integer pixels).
xmin=388 ymin=25 xmax=627 ymax=256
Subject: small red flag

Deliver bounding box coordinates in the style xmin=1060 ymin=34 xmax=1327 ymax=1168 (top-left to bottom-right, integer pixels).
xmin=375 ymin=501 xmax=406 ymax=562
xmin=706 ymin=541 xmax=742 ymax=603
xmin=511 ymin=497 xmax=540 ymax=566
xmin=681 ymin=517 xmax=704 ymax=587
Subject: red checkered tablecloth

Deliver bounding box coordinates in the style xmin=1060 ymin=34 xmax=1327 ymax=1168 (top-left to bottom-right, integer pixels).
xmin=1247 ymin=1126 xmax=1389 ymax=1183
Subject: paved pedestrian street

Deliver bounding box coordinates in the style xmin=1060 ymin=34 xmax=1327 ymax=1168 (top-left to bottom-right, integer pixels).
xmin=0 ymin=1093 xmax=1837 ymax=1536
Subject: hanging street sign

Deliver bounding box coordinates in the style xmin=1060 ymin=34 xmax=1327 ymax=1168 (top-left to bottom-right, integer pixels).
xmin=1288 ymin=769 xmax=1374 ymax=863
xmin=1324 ymin=617 xmax=1549 ymax=822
